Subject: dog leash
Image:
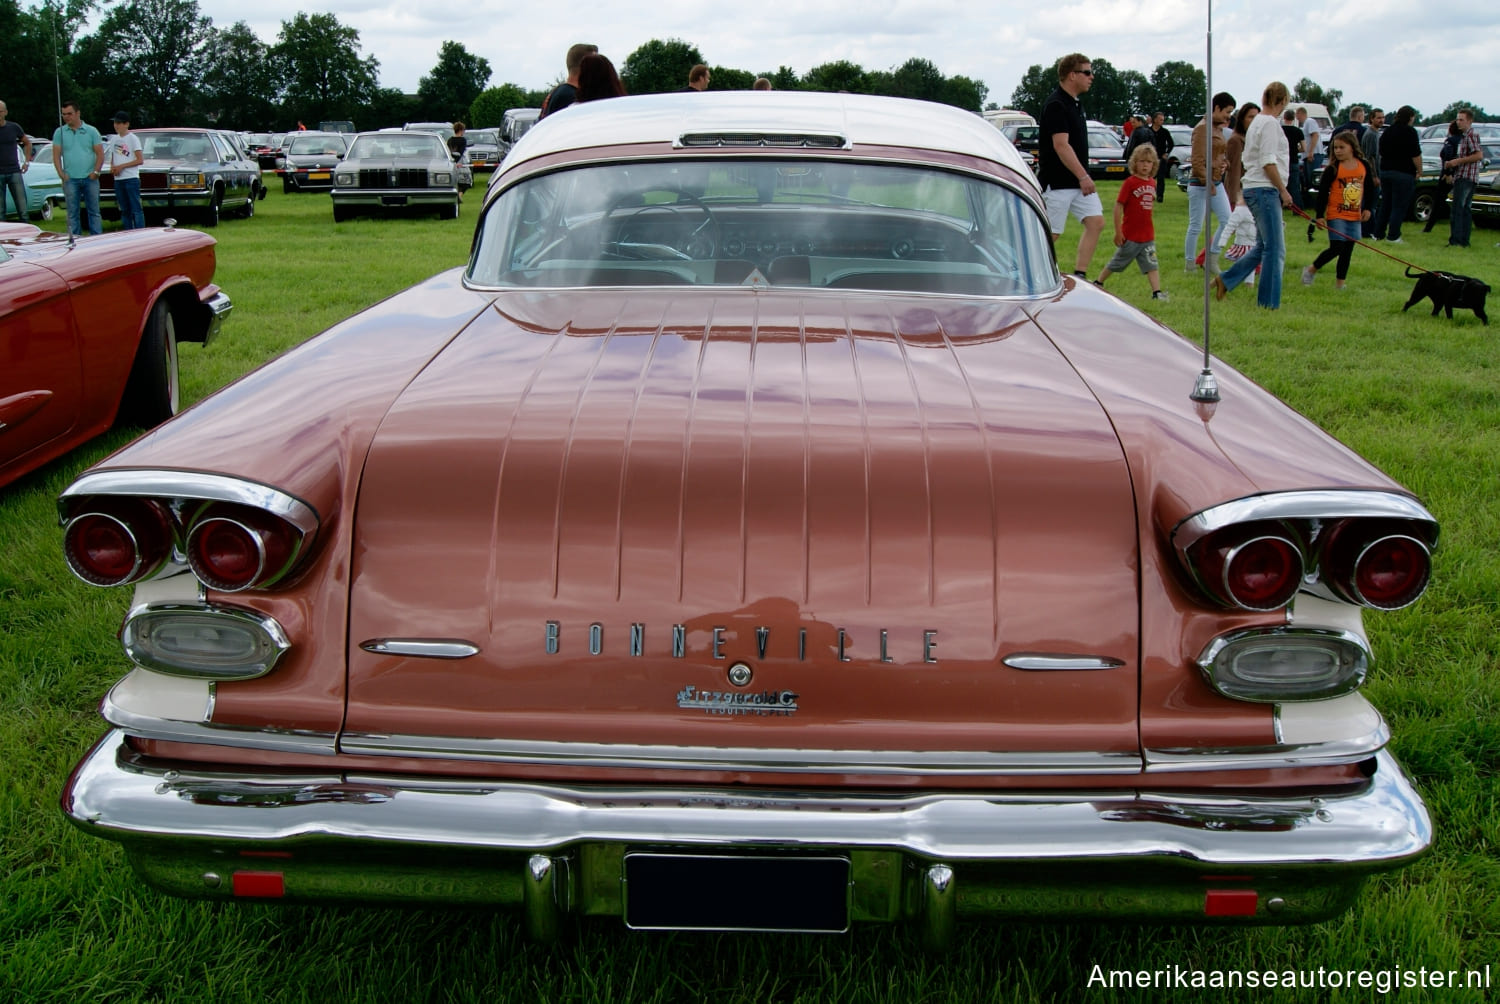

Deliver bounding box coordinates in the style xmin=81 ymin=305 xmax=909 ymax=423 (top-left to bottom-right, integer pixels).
xmin=1289 ymin=205 xmax=1432 ymax=273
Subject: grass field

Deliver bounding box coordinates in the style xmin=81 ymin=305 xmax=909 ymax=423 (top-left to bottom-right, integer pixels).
xmin=2 ymin=179 xmax=1497 ymax=1003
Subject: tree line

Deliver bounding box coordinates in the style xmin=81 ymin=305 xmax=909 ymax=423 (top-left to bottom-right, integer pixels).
xmin=2 ymin=1 xmax=1489 ymax=135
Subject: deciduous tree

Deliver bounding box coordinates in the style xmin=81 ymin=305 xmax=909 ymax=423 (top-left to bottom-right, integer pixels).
xmin=417 ymin=41 xmax=491 ymax=123
xmin=1142 ymin=61 xmax=1205 ymax=124
xmin=1291 ymin=77 xmax=1342 ymax=118
xmin=469 ymin=83 xmax=532 ymax=128
xmin=74 ymin=0 xmax=213 ymax=125
xmin=272 ymin=12 xmax=378 ymax=127
xmin=202 ymin=20 xmax=278 ymax=129
xmin=620 ymin=38 xmax=702 ymax=95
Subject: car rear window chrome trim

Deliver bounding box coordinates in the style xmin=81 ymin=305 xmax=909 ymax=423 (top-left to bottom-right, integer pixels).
xmin=336 ymin=733 xmax=1141 ymax=775
xmin=676 ymin=132 xmax=851 ymax=150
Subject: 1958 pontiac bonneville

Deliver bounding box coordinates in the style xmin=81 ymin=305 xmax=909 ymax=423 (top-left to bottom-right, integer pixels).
xmin=59 ymin=93 xmax=1435 ymax=945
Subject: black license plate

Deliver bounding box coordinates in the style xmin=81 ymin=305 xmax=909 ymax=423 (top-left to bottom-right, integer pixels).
xmin=624 ymin=853 xmax=850 ymax=932
xmin=380 ymin=195 xmax=408 ymax=206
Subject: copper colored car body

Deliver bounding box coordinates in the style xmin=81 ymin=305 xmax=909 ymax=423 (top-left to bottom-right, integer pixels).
xmin=1 ymin=222 xmax=229 ymax=487
xmin=59 ymin=93 xmax=1434 ymax=943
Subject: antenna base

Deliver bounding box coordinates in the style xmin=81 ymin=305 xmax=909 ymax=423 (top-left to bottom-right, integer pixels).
xmin=1190 ymin=369 xmax=1220 ymax=403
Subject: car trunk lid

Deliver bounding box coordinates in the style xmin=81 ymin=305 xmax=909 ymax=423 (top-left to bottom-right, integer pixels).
xmin=342 ymin=290 xmax=1141 ymax=775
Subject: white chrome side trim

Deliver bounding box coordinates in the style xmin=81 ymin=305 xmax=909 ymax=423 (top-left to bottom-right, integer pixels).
xmin=103 ymin=671 xmax=337 ymax=755
xmin=1144 ymin=711 xmax=1389 ymax=773
xmin=1002 ymin=653 xmax=1127 ymax=671
xmin=338 ymin=733 xmax=1143 ymax=776
xmin=1172 ymin=490 xmax=1437 ymax=553
xmin=359 ymin=639 xmax=480 ymax=659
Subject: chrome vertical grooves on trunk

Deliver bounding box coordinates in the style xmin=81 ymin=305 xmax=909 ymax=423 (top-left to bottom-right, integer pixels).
xmin=936 ymin=313 xmax=1002 ymax=644
xmin=798 ymin=302 xmax=812 ymax=607
xmin=488 ymin=305 xmax=566 ymax=620
xmin=551 ymin=310 xmax=622 ymax=598
xmin=613 ymin=312 xmax=668 ymax=602
xmin=843 ymin=301 xmax=874 ymax=605
xmin=676 ymin=297 xmax=718 ymax=604
xmin=739 ymin=298 xmax=759 ymax=606
xmin=889 ymin=304 xmax=937 ymax=606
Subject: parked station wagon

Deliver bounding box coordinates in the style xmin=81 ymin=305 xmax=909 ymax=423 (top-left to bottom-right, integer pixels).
xmin=60 ymin=92 xmax=1434 ymax=945
xmin=100 ymin=128 xmax=263 ymax=227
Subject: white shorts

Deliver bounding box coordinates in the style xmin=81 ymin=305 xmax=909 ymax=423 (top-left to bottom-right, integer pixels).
xmin=1043 ymin=188 xmax=1104 ymax=234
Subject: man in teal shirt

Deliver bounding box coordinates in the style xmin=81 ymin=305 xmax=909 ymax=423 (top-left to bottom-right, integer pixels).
xmin=51 ymin=100 xmax=104 ymax=235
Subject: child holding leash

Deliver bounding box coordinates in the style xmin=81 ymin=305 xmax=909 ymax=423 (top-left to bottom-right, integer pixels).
xmin=1302 ymin=131 xmax=1372 ymax=290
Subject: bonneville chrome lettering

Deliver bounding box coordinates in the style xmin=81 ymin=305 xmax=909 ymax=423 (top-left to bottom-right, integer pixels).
xmin=545 ymin=621 xmax=559 ymax=655
xmin=629 ymin=623 xmax=645 ymax=657
xmin=799 ymin=629 xmax=806 ymax=660
xmin=589 ymin=623 xmax=603 ymax=656
xmin=838 ymin=628 xmax=850 ymax=662
xmin=756 ymin=626 xmax=770 ymax=658
xmin=672 ymin=624 xmax=686 ymax=658
xmin=712 ymin=626 xmax=726 ymax=660
xmin=880 ymin=629 xmax=892 ymax=663
xmin=924 ymin=630 xmax=938 ymax=663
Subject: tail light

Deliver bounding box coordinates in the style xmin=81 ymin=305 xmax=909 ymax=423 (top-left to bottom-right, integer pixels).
xmin=1185 ymin=524 xmax=1304 ymax=611
xmin=63 ymin=499 xmax=173 ymax=586
xmin=186 ymin=504 xmax=301 ymax=592
xmin=1322 ymin=522 xmax=1432 ymax=610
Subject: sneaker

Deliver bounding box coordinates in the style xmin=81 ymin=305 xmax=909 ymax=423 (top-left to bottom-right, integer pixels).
xmin=1184 ymin=263 xmax=1198 ymax=274
xmin=1386 ymin=237 xmax=1404 ymax=245
xmin=1301 ymin=266 xmax=1315 ymax=286
xmin=1152 ymin=290 xmax=1170 ymax=301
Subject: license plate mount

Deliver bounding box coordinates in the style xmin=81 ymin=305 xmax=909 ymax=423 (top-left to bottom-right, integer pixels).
xmin=380 ymin=195 xmax=408 ymax=206
xmin=623 ymin=853 xmax=850 ymax=932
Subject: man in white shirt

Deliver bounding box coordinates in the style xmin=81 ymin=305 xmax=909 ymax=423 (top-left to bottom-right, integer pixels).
xmin=108 ymin=111 xmax=145 ymax=229
xmin=1213 ymin=82 xmax=1293 ymax=309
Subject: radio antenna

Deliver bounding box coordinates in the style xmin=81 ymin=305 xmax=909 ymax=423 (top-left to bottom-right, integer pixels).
xmin=1191 ymin=0 xmax=1220 ymax=403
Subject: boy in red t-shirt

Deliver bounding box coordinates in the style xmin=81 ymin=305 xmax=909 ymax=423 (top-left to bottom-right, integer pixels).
xmin=1096 ymin=145 xmax=1168 ymax=301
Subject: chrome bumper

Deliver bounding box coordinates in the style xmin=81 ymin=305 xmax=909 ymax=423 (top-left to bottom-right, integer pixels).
xmin=64 ymin=730 xmax=1430 ymax=941
xmin=201 ymin=290 xmax=231 ymax=346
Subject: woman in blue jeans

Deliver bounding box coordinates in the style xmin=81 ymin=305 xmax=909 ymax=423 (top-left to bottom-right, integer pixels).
xmin=1212 ymin=82 xmax=1294 ymax=309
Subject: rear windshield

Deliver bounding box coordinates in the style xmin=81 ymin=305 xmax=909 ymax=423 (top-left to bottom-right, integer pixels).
xmin=289 ymin=135 xmax=348 ymax=155
xmin=468 ymin=159 xmax=1056 ymax=296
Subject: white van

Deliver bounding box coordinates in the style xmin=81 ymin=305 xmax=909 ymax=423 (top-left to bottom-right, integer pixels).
xmin=982 ymin=108 xmax=1035 ymax=133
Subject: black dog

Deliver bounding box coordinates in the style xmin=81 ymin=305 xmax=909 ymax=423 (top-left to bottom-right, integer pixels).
xmin=1404 ymin=267 xmax=1490 ymax=325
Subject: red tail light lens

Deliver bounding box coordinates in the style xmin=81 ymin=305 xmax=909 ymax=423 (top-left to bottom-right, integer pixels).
xmin=63 ymin=501 xmax=173 ymax=586
xmin=1189 ymin=526 xmax=1304 ymax=611
xmin=1223 ymin=536 xmax=1302 ymax=610
xmin=1351 ymin=535 xmax=1431 ymax=610
xmin=1322 ymin=521 xmax=1434 ymax=610
xmin=187 ymin=506 xmax=298 ymax=592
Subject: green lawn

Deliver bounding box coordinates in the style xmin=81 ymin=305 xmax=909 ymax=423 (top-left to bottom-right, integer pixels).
xmin=2 ymin=181 xmax=1497 ymax=1003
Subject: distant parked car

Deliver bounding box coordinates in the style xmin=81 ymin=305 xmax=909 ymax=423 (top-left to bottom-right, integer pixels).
xmin=500 ymin=107 xmax=540 ymax=154
xmin=464 ymin=128 xmax=502 ymax=171
xmin=1162 ymin=124 xmax=1193 ymax=179
xmin=330 ymin=130 xmax=461 ymax=221
xmin=1086 ymin=127 xmax=1127 ymax=179
xmin=243 ymin=132 xmax=285 ymax=170
xmin=403 ymin=121 xmax=456 ymax=142
xmin=276 ymin=132 xmax=349 ymax=193
xmin=100 ymin=128 xmax=264 ymax=227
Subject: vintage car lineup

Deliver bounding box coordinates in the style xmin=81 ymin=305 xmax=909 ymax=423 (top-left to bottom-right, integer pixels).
xmin=5 ymin=92 xmax=1444 ymax=944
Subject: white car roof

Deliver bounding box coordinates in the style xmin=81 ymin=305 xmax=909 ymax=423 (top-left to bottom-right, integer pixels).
xmin=502 ymin=91 xmax=1030 ymax=178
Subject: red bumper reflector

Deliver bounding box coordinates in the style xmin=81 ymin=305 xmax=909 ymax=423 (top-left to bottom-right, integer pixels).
xmin=1204 ymin=889 xmax=1258 ymax=916
xmin=232 ymin=871 xmax=285 ymax=898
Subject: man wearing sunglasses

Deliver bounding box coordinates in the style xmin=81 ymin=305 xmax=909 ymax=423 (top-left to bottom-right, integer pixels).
xmin=1038 ymin=53 xmax=1103 ymax=281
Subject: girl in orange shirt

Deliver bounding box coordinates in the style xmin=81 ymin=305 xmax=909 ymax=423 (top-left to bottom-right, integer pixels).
xmin=1301 ymin=132 xmax=1372 ymax=289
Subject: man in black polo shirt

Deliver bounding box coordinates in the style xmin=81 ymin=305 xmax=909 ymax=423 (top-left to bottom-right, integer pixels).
xmin=1038 ymin=53 xmax=1104 ymax=280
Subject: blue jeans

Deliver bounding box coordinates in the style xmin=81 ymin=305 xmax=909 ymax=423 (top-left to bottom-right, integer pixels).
xmin=115 ymin=177 xmax=145 ymax=230
xmin=1 ymin=170 xmax=27 ymax=221
xmin=64 ymin=177 xmax=102 ymax=235
xmin=1185 ymin=181 xmax=1231 ymax=269
xmin=1450 ymin=177 xmax=1476 ymax=247
xmin=1374 ymin=171 xmax=1414 ymax=240
xmin=1221 ymin=187 xmax=1285 ymax=309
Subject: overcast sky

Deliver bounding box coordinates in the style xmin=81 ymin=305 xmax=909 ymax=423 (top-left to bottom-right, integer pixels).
xmin=182 ymin=0 xmax=1496 ymax=121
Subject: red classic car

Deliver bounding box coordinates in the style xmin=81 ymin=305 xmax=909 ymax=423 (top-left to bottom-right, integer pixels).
xmin=1 ymin=222 xmax=229 ymax=488
xmin=59 ymin=93 xmax=1434 ymax=944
